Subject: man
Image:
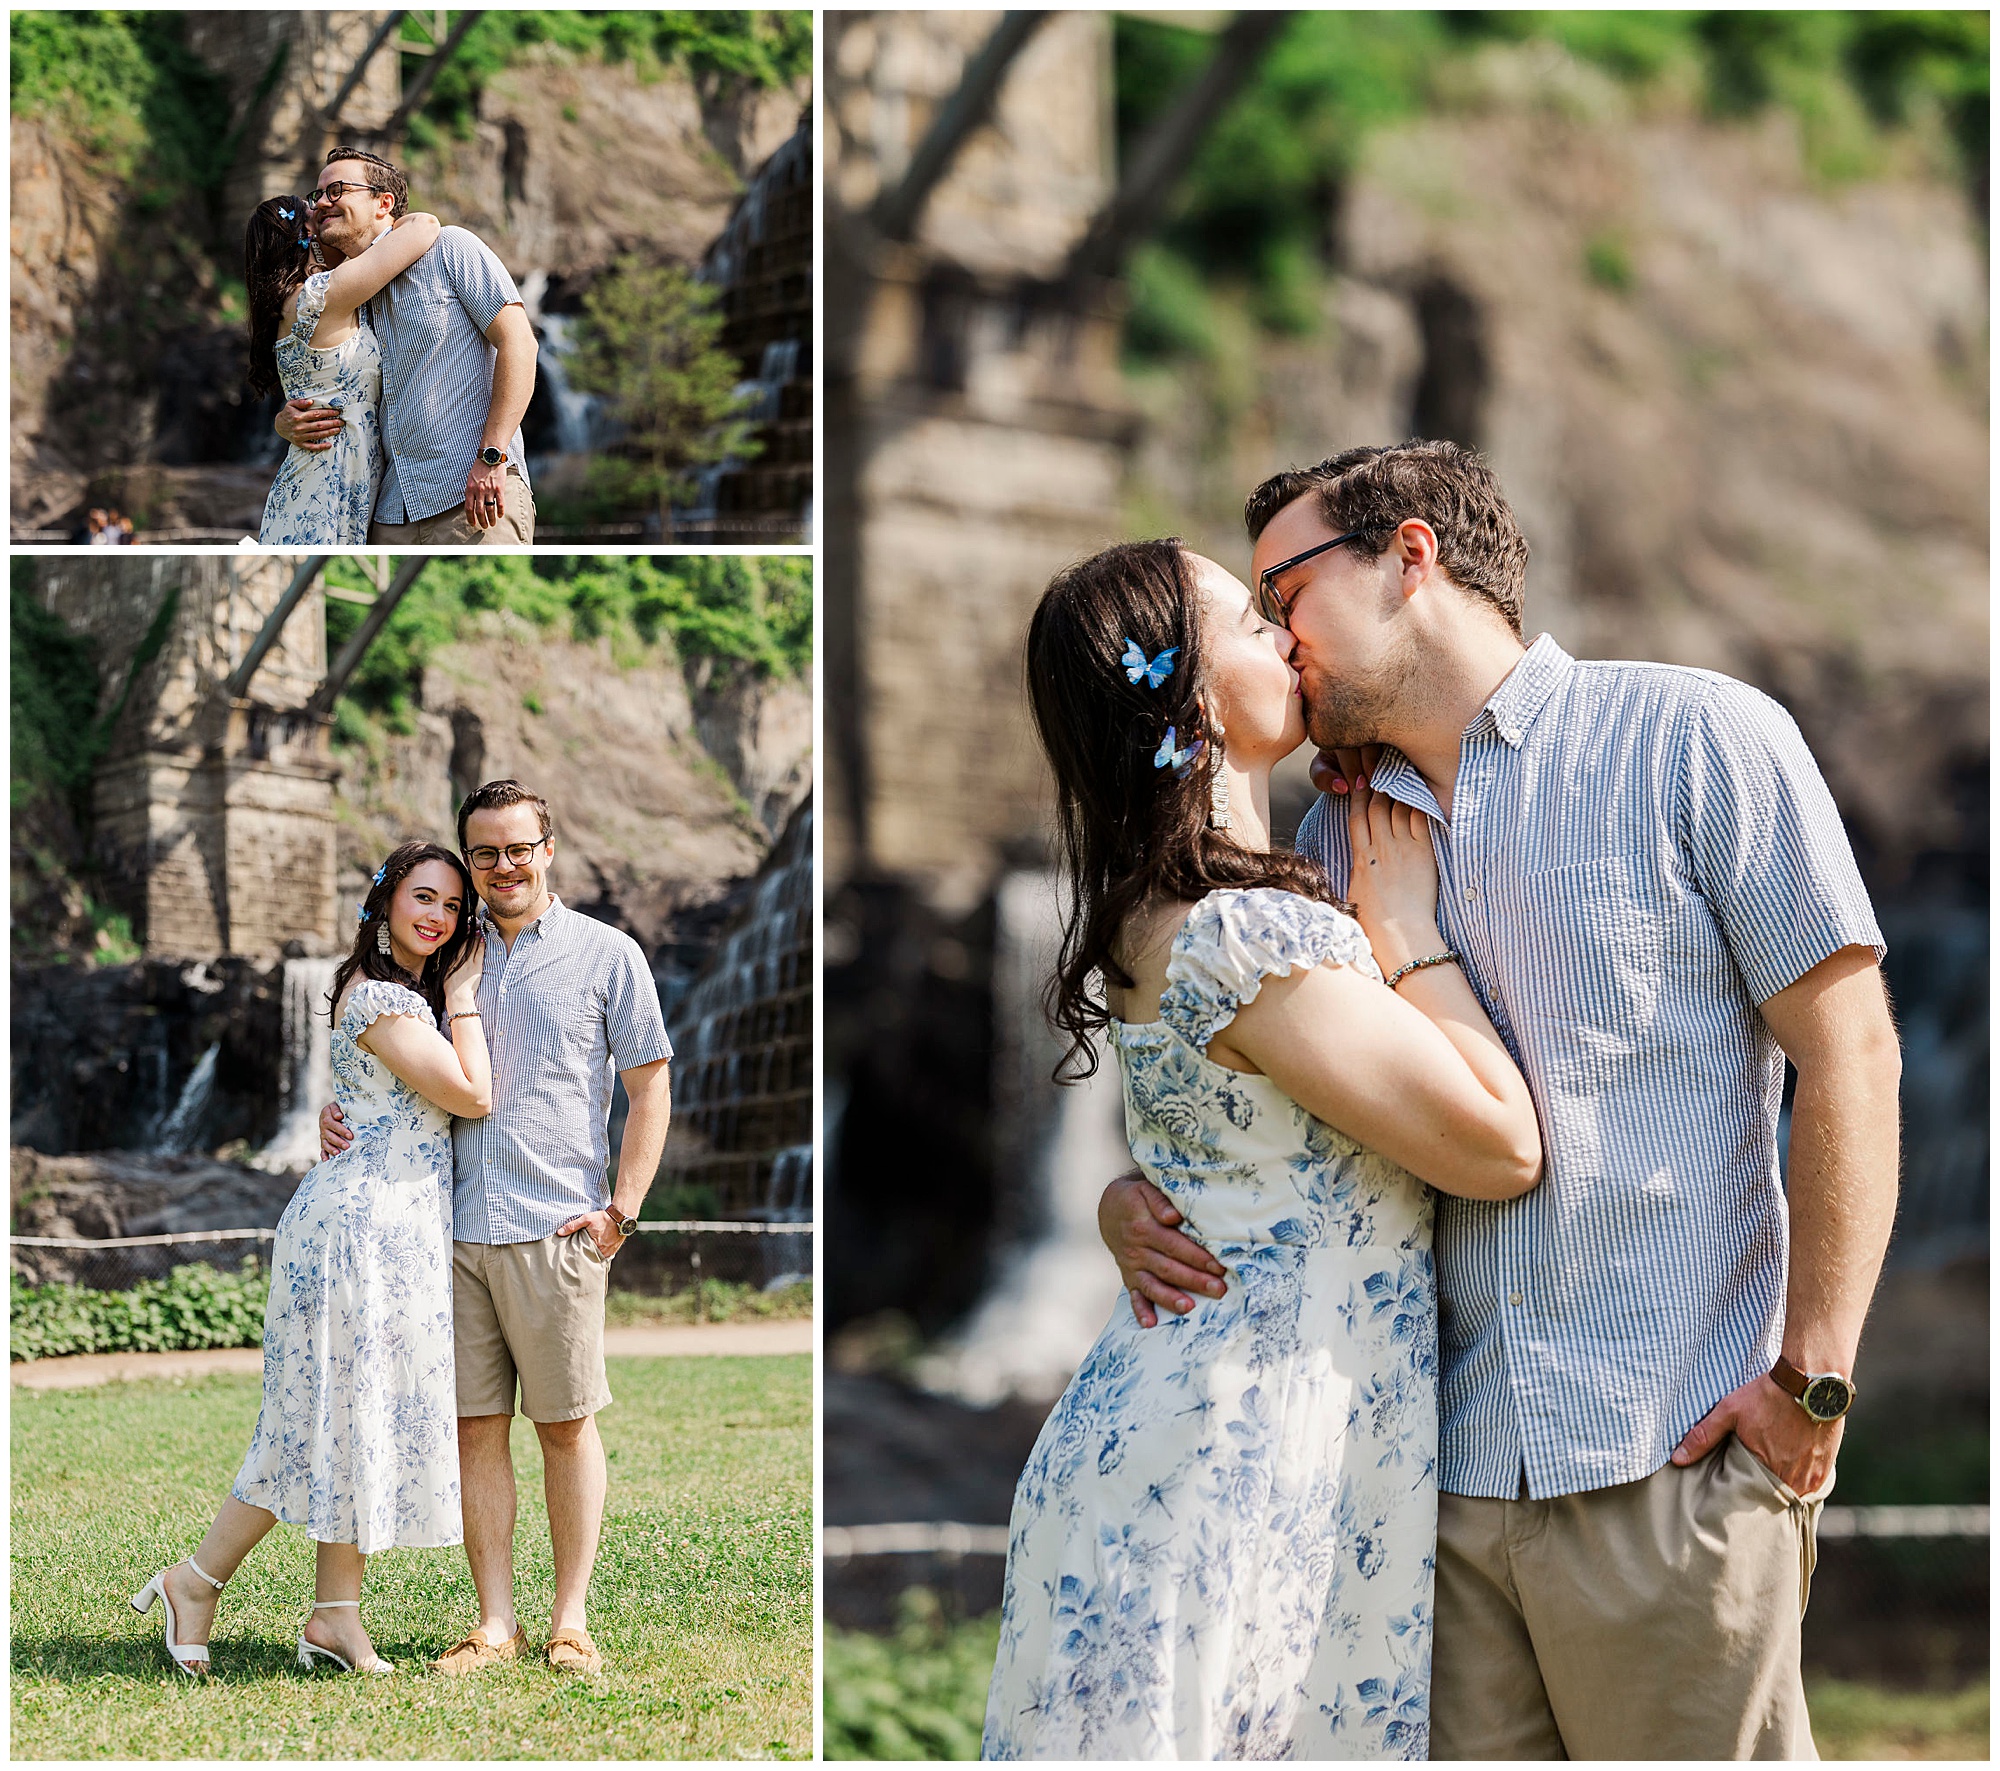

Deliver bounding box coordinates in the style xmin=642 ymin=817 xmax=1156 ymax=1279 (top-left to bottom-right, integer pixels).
xmin=1102 ymin=441 xmax=1901 ymax=1758
xmin=321 ymin=780 xmax=672 ymax=1675
xmin=278 ymin=146 xmax=537 ymax=543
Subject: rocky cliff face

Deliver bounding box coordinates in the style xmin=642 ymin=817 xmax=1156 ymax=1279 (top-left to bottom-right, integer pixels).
xmin=405 ymin=56 xmax=805 ymax=288
xmin=1134 ymin=53 xmax=1988 ymax=894
xmin=330 ymin=627 xmax=810 ymax=1004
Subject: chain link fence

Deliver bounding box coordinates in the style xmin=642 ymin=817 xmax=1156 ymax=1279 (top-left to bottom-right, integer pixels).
xmin=11 ymin=1221 xmax=815 ymax=1298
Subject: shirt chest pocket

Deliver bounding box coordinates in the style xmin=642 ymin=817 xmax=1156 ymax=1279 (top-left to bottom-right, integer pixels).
xmin=546 ymin=990 xmax=607 ymax=1064
xmin=380 ymin=289 xmax=460 ymax=349
xmin=1515 ymin=853 xmax=1672 ymax=1048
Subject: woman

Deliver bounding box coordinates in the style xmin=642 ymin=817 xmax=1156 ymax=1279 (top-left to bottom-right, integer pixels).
xmin=130 ymin=842 xmax=490 ymax=1677
xmin=245 ymin=195 xmax=439 ymax=545
xmin=983 ymin=542 xmax=1543 ymax=1759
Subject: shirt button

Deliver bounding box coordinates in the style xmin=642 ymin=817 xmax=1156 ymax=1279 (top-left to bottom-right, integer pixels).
xmin=1464 ymin=885 xmax=1479 ymax=901
xmin=1508 ymin=1291 xmax=1524 ymax=1307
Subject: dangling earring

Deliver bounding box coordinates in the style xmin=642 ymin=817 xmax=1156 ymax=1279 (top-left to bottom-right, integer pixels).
xmin=1208 ymin=720 xmax=1231 ymax=830
xmin=376 ymin=918 xmax=393 ymax=958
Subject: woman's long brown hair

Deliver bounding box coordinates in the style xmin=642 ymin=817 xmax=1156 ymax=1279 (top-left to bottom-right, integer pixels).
xmin=328 ymin=841 xmax=480 ymax=1025
xmin=1025 ymin=539 xmax=1337 ymax=1082
xmin=244 ymin=195 xmax=316 ymax=399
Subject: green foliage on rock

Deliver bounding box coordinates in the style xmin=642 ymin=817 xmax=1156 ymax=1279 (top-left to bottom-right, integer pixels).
xmin=10 ymin=568 xmax=103 ymax=816
xmin=824 ymin=1593 xmax=1001 ymax=1760
xmin=1119 ymin=10 xmax=1990 ymax=364
xmin=9 ymin=10 xmax=236 ymax=207
xmin=565 ymin=258 xmax=766 ymax=531
xmin=406 ymin=10 xmax=812 ymax=145
xmin=323 ymin=554 xmax=811 ymax=735
xmin=10 ymin=1261 xmax=270 ymax=1362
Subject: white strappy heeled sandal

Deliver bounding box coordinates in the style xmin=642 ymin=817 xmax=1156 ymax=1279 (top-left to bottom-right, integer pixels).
xmin=129 ymin=1556 xmax=224 ymax=1678
xmin=297 ymin=1599 xmax=395 ymax=1676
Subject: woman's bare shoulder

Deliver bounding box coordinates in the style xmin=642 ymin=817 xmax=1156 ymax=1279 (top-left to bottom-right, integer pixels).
xmin=1108 ymin=895 xmax=1202 ymax=1018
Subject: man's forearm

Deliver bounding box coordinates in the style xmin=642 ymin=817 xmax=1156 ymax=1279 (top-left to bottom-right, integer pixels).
xmin=482 ymin=328 xmax=536 ymax=452
xmin=611 ymin=1069 xmax=672 ymax=1217
xmin=1782 ymin=1052 xmax=1900 ymax=1375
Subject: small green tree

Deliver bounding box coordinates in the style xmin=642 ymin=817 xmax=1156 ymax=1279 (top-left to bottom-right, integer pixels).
xmin=567 ymin=257 xmax=763 ymax=534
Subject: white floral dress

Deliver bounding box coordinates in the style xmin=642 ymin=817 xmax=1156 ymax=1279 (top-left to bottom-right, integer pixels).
xmin=257 ymin=270 xmax=383 ymax=544
xmin=231 ymin=980 xmax=461 ymax=1554
xmin=985 ymin=889 xmax=1439 ymax=1761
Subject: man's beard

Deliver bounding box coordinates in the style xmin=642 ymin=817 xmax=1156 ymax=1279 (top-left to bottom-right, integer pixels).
xmin=1300 ymin=636 xmax=1419 ymax=751
xmin=314 ymin=215 xmax=361 ymax=256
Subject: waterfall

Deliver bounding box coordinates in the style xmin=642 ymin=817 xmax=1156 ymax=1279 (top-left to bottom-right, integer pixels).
xmin=917 ymin=871 xmax=1131 ymax=1405
xmin=534 ymin=313 xmax=622 ymax=456
xmin=675 ymin=338 xmax=803 ymax=534
xmin=153 ymin=1045 xmax=222 ymax=1156
xmin=763 ymin=1140 xmax=814 ymax=1290
xmin=662 ymin=802 xmax=814 ymax=1281
xmin=251 ymin=957 xmax=338 ymax=1173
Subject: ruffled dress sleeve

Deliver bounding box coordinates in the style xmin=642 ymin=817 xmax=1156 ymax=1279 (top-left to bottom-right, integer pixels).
xmin=1159 ymin=887 xmax=1377 ymax=1053
xmin=290 ymin=270 xmax=332 ymax=346
xmin=341 ymin=978 xmax=437 ymax=1038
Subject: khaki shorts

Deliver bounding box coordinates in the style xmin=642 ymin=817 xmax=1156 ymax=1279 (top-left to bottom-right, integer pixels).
xmin=368 ymin=467 xmax=535 ymax=545
xmin=453 ymin=1230 xmax=612 ymax=1423
xmin=1431 ymin=1435 xmax=1825 ymax=1760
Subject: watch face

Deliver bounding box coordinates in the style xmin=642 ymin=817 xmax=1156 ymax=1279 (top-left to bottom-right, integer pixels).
xmin=1803 ymin=1375 xmax=1854 ymax=1420
xmin=480 ymin=447 xmax=502 ymax=465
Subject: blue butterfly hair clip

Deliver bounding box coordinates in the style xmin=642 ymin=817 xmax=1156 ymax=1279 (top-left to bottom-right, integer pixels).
xmin=1121 ymin=638 xmax=1178 ymax=689
xmin=297 ymin=235 xmax=312 ymax=249
xmin=356 ymin=902 xmax=371 ymax=923
xmin=372 ymin=866 xmax=387 ymax=887
xmin=278 ymin=205 xmax=296 ymax=221
xmin=1153 ymin=726 xmax=1205 ymax=779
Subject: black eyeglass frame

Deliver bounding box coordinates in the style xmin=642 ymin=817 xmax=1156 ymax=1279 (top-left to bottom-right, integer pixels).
xmin=1255 ymin=527 xmax=1377 ymax=624
xmin=307 ymin=179 xmax=386 ymax=207
xmin=464 ymin=840 xmax=550 ymax=871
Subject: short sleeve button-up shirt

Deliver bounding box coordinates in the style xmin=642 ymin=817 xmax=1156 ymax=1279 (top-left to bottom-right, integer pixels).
xmin=1295 ymin=634 xmax=1885 ymax=1499
xmin=367 ymin=225 xmax=531 ymax=526
xmin=452 ymin=897 xmax=673 ymax=1245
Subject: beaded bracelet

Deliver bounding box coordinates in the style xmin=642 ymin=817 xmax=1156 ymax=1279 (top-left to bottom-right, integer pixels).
xmin=1384 ymin=951 xmax=1460 ymax=991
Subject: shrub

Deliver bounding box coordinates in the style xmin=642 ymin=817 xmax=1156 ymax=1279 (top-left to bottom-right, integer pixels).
xmin=824 ymin=1591 xmax=1001 ymax=1760
xmin=11 ymin=1260 xmax=269 ymax=1361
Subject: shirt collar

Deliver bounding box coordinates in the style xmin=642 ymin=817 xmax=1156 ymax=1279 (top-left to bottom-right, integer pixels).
xmin=1366 ymin=748 xmax=1442 ymax=821
xmin=1471 ymin=633 xmax=1572 ymax=749
xmin=479 ymin=892 xmax=564 ymax=941
xmin=1330 ymin=635 xmax=1573 ymax=822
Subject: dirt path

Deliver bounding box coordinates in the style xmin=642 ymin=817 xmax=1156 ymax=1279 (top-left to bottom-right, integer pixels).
xmin=12 ymin=1319 xmax=813 ymax=1391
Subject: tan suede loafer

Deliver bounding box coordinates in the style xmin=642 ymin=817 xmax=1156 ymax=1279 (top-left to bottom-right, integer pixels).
xmin=431 ymin=1625 xmax=527 ymax=1675
xmin=546 ymin=1629 xmax=603 ymax=1676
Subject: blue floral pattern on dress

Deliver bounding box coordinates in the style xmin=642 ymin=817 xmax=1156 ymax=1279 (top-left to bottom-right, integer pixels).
xmin=231 ymin=979 xmax=461 ymax=1554
xmin=257 ymin=271 xmax=384 ymax=544
xmin=985 ymin=888 xmax=1438 ymax=1760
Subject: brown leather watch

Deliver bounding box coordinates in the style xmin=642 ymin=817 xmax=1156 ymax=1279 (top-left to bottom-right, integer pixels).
xmin=1770 ymin=1355 xmax=1856 ymax=1423
xmin=610 ymin=1211 xmax=639 ymax=1238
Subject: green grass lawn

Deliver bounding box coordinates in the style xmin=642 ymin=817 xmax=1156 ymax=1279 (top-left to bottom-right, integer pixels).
xmin=1808 ymin=1678 xmax=1990 ymax=1760
xmin=823 ymin=1603 xmax=1991 ymax=1761
xmin=12 ymin=1355 xmax=810 ymax=1759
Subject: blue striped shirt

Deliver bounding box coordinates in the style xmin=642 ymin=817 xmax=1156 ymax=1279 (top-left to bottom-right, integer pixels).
xmin=452 ymin=897 xmax=673 ymax=1244
xmin=1295 ymin=634 xmax=1884 ymax=1499
xmin=368 ymin=226 xmax=531 ymax=525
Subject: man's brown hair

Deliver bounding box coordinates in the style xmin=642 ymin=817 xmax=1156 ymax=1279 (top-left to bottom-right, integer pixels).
xmin=1244 ymin=440 xmax=1530 ymax=637
xmin=322 ymin=145 xmax=409 ymax=218
xmin=457 ymin=779 xmax=552 ymax=852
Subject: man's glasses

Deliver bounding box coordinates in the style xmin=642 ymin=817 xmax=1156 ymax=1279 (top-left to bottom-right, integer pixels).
xmin=307 ymin=180 xmax=383 ymax=207
xmin=1255 ymin=528 xmax=1373 ymax=625
xmin=465 ymin=841 xmax=547 ymax=871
